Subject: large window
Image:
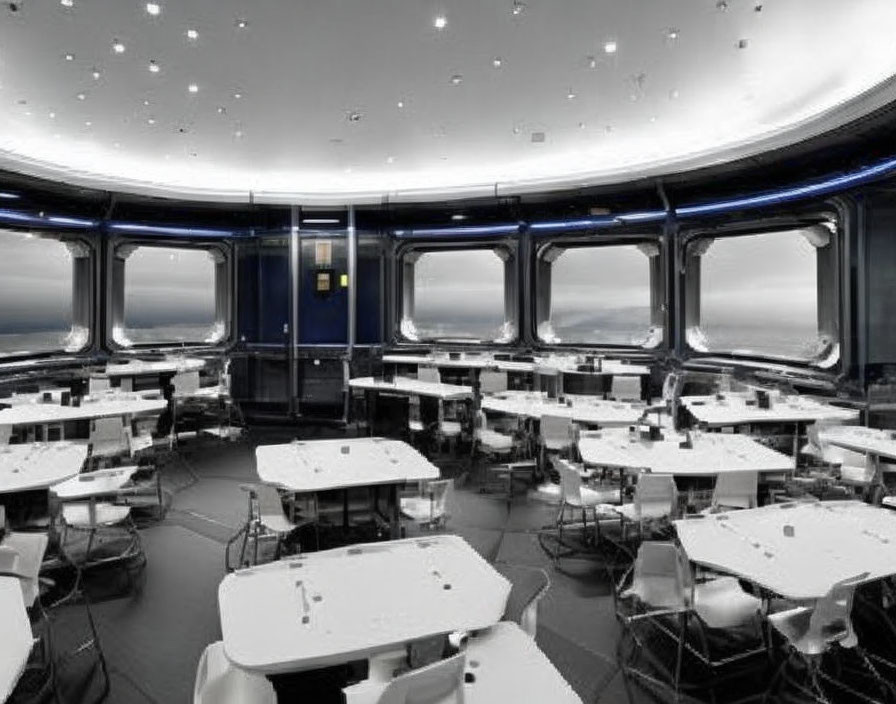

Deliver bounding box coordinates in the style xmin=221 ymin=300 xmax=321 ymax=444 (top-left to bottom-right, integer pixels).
xmin=113 ymin=244 xmax=228 ymax=346
xmin=0 ymin=230 xmax=88 ymax=356
xmin=400 ymin=247 xmax=515 ymax=343
xmin=538 ymin=243 xmax=659 ymax=346
xmin=686 ymin=225 xmax=836 ymax=362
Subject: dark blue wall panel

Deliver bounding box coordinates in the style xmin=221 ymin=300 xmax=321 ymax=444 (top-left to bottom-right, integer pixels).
xmin=299 ymin=236 xmax=348 ymax=344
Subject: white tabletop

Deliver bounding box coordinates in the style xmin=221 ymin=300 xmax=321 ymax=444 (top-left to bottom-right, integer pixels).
xmin=102 ymin=357 xmax=206 ymax=377
xmin=818 ymin=426 xmax=896 ymax=462
xmin=0 ymin=577 xmax=33 ymax=702
xmin=382 ymin=354 xmax=534 ymax=373
xmin=0 ymin=388 xmax=71 ymax=407
xmin=482 ymin=391 xmax=644 ymax=426
xmin=462 ymin=623 xmax=582 ymax=704
xmin=256 ymin=438 xmax=440 ymax=493
xmin=578 ymin=429 xmax=794 ymax=476
xmin=0 ymin=442 xmax=87 ymax=493
xmin=544 ymin=357 xmax=651 ymax=377
xmin=219 ymin=535 xmax=511 ymax=674
xmin=681 ymin=393 xmax=859 ymax=427
xmin=1 ymin=532 xmax=48 ymax=606
xmin=0 ymin=396 xmax=167 ymax=427
xmin=51 ymin=466 xmax=138 ymax=500
xmin=675 ymin=501 xmax=896 ymax=600
xmin=349 ymin=376 xmax=473 ymax=401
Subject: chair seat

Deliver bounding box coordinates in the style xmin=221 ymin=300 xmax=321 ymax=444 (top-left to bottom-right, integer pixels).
xmin=882 ymin=495 xmax=896 ymax=509
xmin=400 ymin=496 xmax=438 ymax=523
xmin=439 ymin=421 xmax=462 ymax=437
xmin=693 ymin=577 xmax=762 ymax=629
xmin=259 ymin=512 xmax=297 ymax=535
xmin=478 ymin=429 xmax=514 ymax=452
xmin=194 ymin=641 xmax=276 ymax=704
xmin=63 ymin=502 xmax=132 ymax=527
xmin=840 ymin=464 xmax=875 ymax=485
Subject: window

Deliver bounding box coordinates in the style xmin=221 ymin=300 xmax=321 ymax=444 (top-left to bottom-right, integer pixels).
xmin=113 ymin=245 xmax=228 ymax=346
xmin=400 ymin=247 xmax=515 ymax=343
xmin=537 ymin=243 xmax=660 ymax=346
xmin=686 ymin=225 xmax=836 ymax=362
xmin=0 ymin=230 xmax=89 ymax=357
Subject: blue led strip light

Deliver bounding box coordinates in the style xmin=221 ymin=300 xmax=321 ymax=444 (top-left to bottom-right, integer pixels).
xmin=108 ymin=223 xmax=243 ymax=238
xmin=392 ymin=224 xmax=521 ymax=238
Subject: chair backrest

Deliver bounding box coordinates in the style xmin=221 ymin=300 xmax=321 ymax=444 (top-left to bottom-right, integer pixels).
xmin=540 ymin=414 xmax=573 ymax=451
xmin=611 ymin=376 xmax=642 ymax=402
xmin=408 ymin=395 xmax=423 ymax=431
xmin=425 ymin=479 xmax=453 ymax=520
xmin=417 ymin=366 xmax=441 ymax=384
xmin=372 ymin=652 xmax=466 ymax=704
xmin=809 ymin=571 xmax=869 ymax=651
xmin=0 ymin=424 xmax=11 ymax=445
xmin=194 ymin=641 xmax=276 ymax=704
xmin=711 ymin=471 xmax=758 ymax=510
xmin=88 ymin=375 xmax=111 ymax=394
xmin=498 ymin=564 xmax=550 ymax=639
xmin=254 ymin=484 xmax=287 ymax=522
xmin=661 ymin=373 xmax=681 ymax=403
xmin=555 ymin=458 xmax=583 ymax=505
xmin=89 ymin=416 xmax=130 ymax=457
xmin=479 ymin=371 xmax=508 ymax=395
xmin=0 ymin=545 xmax=21 ymax=574
xmin=172 ymin=371 xmax=201 ymax=397
xmin=635 ymin=473 xmax=678 ymax=519
xmin=628 ymin=541 xmax=690 ymax=610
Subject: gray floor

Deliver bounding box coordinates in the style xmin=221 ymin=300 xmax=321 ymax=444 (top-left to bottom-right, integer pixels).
xmin=82 ymin=430 xmax=646 ymax=704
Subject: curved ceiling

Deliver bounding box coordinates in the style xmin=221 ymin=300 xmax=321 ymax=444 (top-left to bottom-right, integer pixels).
xmin=1 ymin=0 xmax=896 ymax=204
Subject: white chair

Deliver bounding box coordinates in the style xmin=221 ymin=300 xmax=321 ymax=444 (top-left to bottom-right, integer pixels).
xmin=342 ymin=652 xmax=466 ymax=704
xmin=88 ymin=416 xmax=133 ymax=461
xmin=611 ymin=473 xmax=678 ymax=541
xmin=193 ymin=641 xmax=276 ymax=704
xmin=88 ymin=375 xmax=111 ymax=394
xmin=704 ymin=471 xmax=758 ymax=512
xmin=554 ymin=458 xmax=620 ymax=559
xmin=0 ymin=424 xmax=11 ymax=445
xmin=417 ymin=366 xmax=441 ymax=385
xmin=479 ymin=370 xmax=508 ymax=394
xmin=620 ymin=541 xmax=691 ymax=613
xmin=400 ymin=479 xmax=452 ymax=529
xmin=0 ymin=532 xmax=49 ymax=607
xmin=408 ymin=395 xmax=425 ymax=434
xmin=226 ymin=484 xmax=303 ymax=570
xmin=611 ymin=376 xmax=642 ymax=402
xmin=540 ymin=414 xmax=574 ymax=455
xmin=474 ymin=411 xmax=514 ymax=456
xmin=172 ymin=371 xmax=202 ymax=398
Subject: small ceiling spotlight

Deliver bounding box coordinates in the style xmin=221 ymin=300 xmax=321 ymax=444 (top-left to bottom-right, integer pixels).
xmin=396 ymin=99 xmax=405 ymax=109
xmin=64 ymin=53 xmax=75 ymax=61
xmin=188 ymin=83 xmax=199 ymax=93
xmin=511 ymin=1 xmax=526 ymax=16
xmin=49 ymin=111 xmax=56 ymax=118
xmin=587 ymin=55 xmax=597 ymax=68
xmin=451 ymin=214 xmax=468 ymax=221
xmin=235 ymin=18 xmax=248 ymax=29
xmin=604 ymin=40 xmax=617 ymax=54
xmin=147 ymin=117 xmax=156 ymax=125
xmin=233 ymin=92 xmax=243 ymax=99
xmin=386 ymin=156 xmax=395 ymax=164
xmin=145 ymin=2 xmax=160 ymax=16
xmin=148 ymin=60 xmax=160 ymax=73
xmin=186 ymin=28 xmax=199 ymax=40
xmin=76 ymin=92 xmax=86 ymax=100
xmin=566 ymin=89 xmax=576 ymax=100
xmin=91 ymin=68 xmax=101 ymax=79
xmin=216 ymin=106 xmax=226 ymax=114
xmin=433 ymin=15 xmax=447 ymax=29
xmin=492 ymin=57 xmax=503 ymax=68
xmin=112 ymin=40 xmax=126 ymax=54
xmin=666 ymin=28 xmax=680 ymax=40
xmin=60 ymin=0 xmax=74 ymax=7
xmin=450 ymin=74 xmax=463 ymax=85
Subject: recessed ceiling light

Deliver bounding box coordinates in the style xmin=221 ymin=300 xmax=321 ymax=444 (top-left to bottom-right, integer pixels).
xmin=451 ymin=214 xmax=467 ymax=221
xmin=396 ymin=100 xmax=405 ymax=109
xmin=216 ymin=106 xmax=226 ymax=115
xmin=347 ymin=110 xmax=362 ymax=122
xmin=433 ymin=15 xmax=447 ymax=30
xmin=235 ymin=18 xmax=248 ymax=29
xmin=112 ymin=40 xmax=126 ymax=54
xmin=60 ymin=0 xmax=73 ymax=6
xmin=91 ymin=68 xmax=101 ymax=80
xmin=233 ymin=92 xmax=243 ymax=99
xmin=186 ymin=28 xmax=199 ymax=40
xmin=511 ymin=1 xmax=526 ymax=16
xmin=143 ymin=99 xmax=151 ymax=106
xmin=587 ymin=55 xmax=597 ymax=69
xmin=148 ymin=60 xmax=160 ymax=73
xmin=492 ymin=57 xmax=503 ymax=68
xmin=450 ymin=74 xmax=463 ymax=85
xmin=603 ymin=40 xmax=617 ymax=54
xmin=234 ymin=129 xmax=243 ymax=138
xmin=145 ymin=2 xmax=160 ymax=16
xmin=666 ymin=28 xmax=680 ymax=40
xmin=49 ymin=111 xmax=56 ymax=119
xmin=64 ymin=53 xmax=75 ymax=61
xmin=147 ymin=117 xmax=156 ymax=125
xmin=84 ymin=120 xmax=92 ymax=127
xmin=188 ymin=83 xmax=198 ymax=93
xmin=76 ymin=92 xmax=86 ymax=100
xmin=566 ymin=90 xmax=576 ymax=100
xmin=512 ymin=125 xmax=521 ymax=135
xmin=386 ymin=156 xmax=395 ymax=164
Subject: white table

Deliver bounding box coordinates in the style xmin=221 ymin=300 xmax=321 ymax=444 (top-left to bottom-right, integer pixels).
xmin=0 ymin=442 xmax=87 ymax=494
xmin=0 ymin=577 xmax=33 ymax=703
xmin=257 ymin=438 xmax=439 ymax=538
xmin=578 ymin=429 xmax=794 ymax=477
xmin=382 ymin=354 xmax=534 ymax=374
xmin=102 ymin=357 xmax=205 ymax=378
xmin=349 ymin=376 xmax=473 ymax=401
xmin=675 ymin=500 xmax=896 ymax=600
xmin=544 ymin=357 xmax=651 ymax=378
xmin=0 ymin=396 xmax=167 ymax=438
xmin=218 ymin=535 xmax=511 ymax=674
xmin=482 ymin=391 xmax=644 ymax=426
xmin=462 ymin=623 xmax=582 ymax=704
xmin=0 ymin=388 xmax=71 ymax=407
xmin=680 ymin=393 xmax=859 ymax=428
xmin=818 ymin=426 xmax=896 ymax=463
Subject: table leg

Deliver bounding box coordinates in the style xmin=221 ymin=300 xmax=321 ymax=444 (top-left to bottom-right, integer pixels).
xmin=342 ymin=491 xmax=349 ymax=531
xmin=389 ymin=485 xmax=400 ymax=539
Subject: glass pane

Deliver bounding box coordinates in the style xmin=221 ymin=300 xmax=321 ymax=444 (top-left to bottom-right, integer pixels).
xmin=545 ymin=245 xmax=653 ymax=345
xmin=410 ymin=249 xmax=506 ymax=341
xmin=0 ymin=231 xmax=75 ymax=356
xmin=123 ymin=246 xmax=217 ymax=344
xmin=697 ymin=230 xmax=819 ymax=359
